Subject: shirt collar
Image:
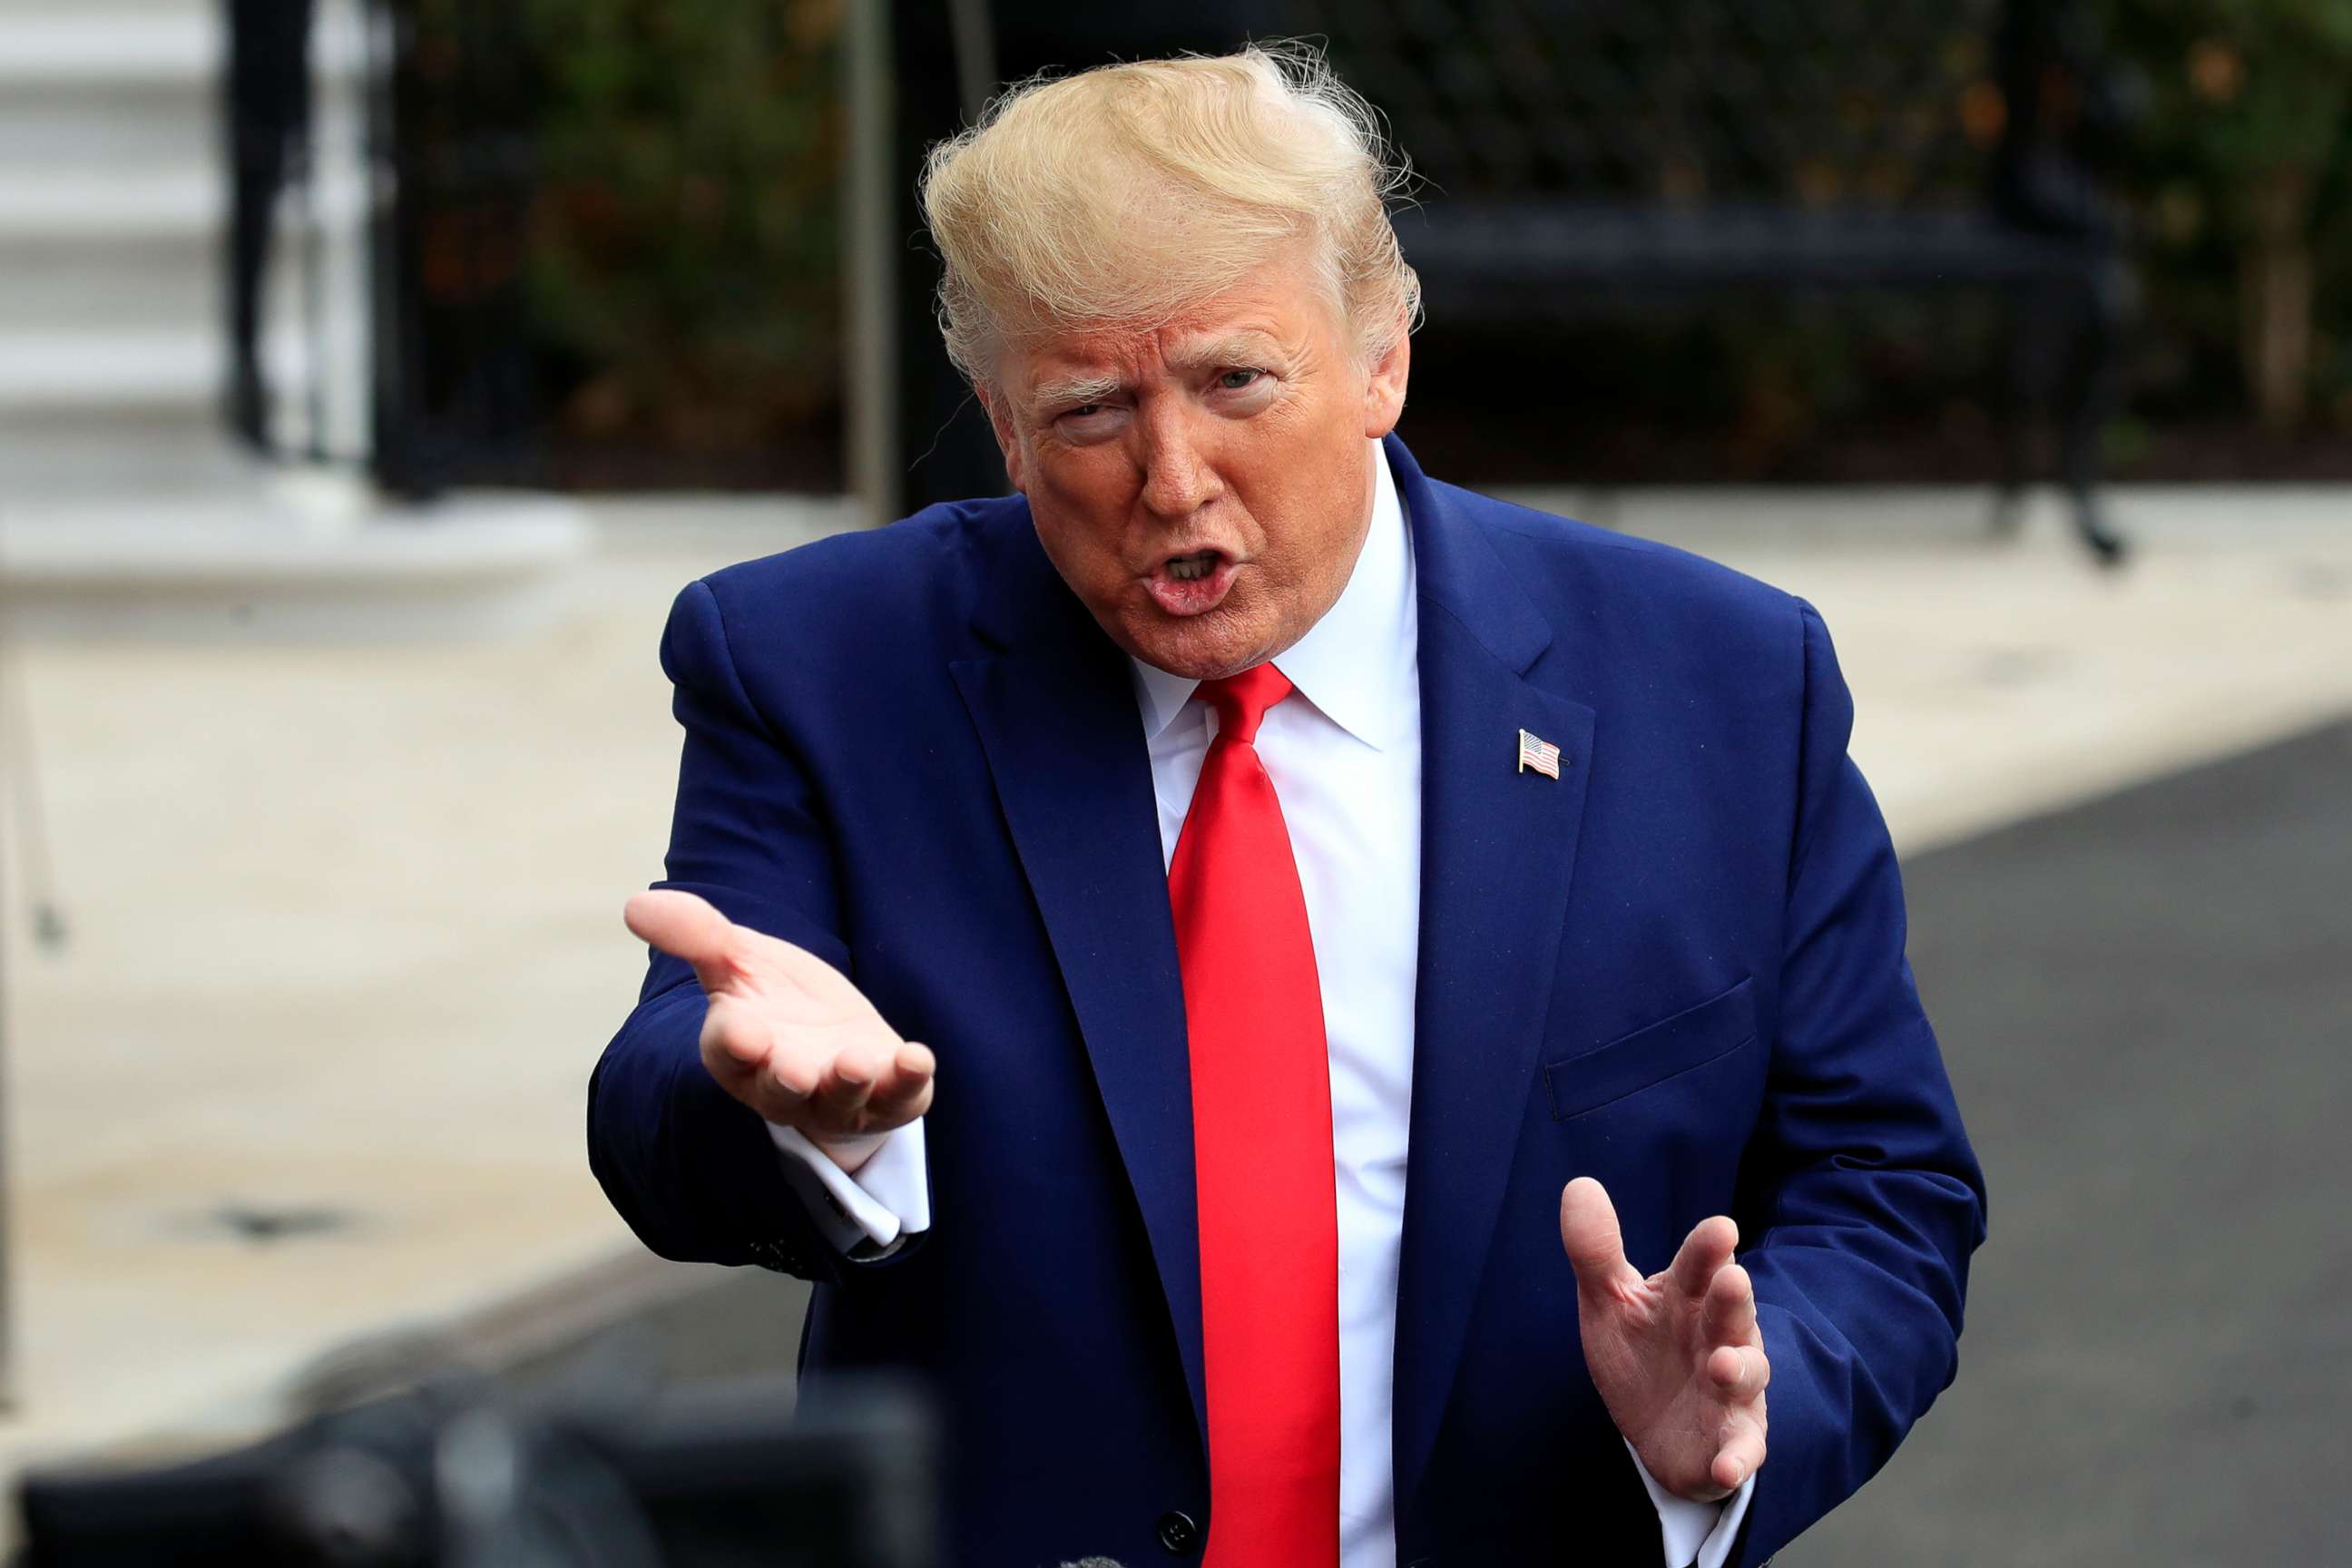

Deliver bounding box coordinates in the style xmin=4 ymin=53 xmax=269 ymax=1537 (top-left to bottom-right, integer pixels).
xmin=1131 ymin=439 xmax=1417 ymax=750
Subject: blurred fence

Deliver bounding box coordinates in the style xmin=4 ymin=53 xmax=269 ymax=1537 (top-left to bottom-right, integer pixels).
xmin=361 ymin=0 xmax=845 ymax=496
xmin=1295 ymin=0 xmax=2137 ymax=559
xmin=344 ymin=0 xmax=2352 ymax=494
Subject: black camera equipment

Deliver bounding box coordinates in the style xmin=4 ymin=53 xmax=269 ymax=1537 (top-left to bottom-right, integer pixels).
xmin=15 ymin=1373 xmax=935 ymax=1568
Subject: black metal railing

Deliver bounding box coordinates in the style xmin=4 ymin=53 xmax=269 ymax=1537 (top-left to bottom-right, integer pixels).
xmin=363 ymin=0 xmax=546 ymax=498
xmin=1288 ymin=0 xmax=2134 ymax=560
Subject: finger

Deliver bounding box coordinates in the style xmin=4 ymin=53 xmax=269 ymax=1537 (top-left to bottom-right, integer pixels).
xmin=1702 ymin=1260 xmax=1760 ymax=1348
xmin=808 ymin=1046 xmax=885 ymax=1124
xmin=762 ymin=1040 xmax=821 ymax=1101
xmin=700 ymin=1000 xmax=820 ymax=1122
xmin=860 ymin=1041 xmax=937 ymax=1124
xmin=1559 ymin=1178 xmax=1639 ymax=1295
xmin=1666 ymin=1214 xmax=1738 ymax=1299
xmin=1708 ymin=1343 xmax=1770 ymax=1402
xmin=1711 ymin=1408 xmax=1767 ymax=1492
xmin=626 ymin=889 xmax=739 ymax=993
xmin=699 ymin=995 xmax=770 ymax=1075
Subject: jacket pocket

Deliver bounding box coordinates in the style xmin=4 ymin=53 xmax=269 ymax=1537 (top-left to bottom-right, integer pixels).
xmin=1544 ymin=976 xmax=1757 ymax=1122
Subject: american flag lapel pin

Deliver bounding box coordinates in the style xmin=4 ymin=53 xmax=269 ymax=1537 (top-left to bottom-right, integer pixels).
xmin=1516 ymin=728 xmax=1563 ymax=779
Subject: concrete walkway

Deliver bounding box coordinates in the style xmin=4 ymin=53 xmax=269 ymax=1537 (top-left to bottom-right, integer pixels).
xmin=0 ymin=483 xmax=2345 ymax=1482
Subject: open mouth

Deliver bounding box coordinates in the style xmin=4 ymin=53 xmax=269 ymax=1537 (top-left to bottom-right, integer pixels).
xmin=1144 ymin=548 xmax=1238 ymax=616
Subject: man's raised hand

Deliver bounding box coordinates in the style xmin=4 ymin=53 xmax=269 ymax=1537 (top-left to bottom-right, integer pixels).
xmin=1560 ymin=1176 xmax=1769 ymax=1502
xmin=623 ymin=889 xmax=934 ymax=1173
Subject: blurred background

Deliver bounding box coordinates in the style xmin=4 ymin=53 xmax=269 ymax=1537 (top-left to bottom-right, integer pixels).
xmin=0 ymin=0 xmax=2344 ymax=1562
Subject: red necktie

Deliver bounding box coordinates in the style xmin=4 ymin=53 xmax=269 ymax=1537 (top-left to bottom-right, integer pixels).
xmin=1169 ymin=663 xmax=1341 ymax=1565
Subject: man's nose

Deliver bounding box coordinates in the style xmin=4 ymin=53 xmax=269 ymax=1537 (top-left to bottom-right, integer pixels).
xmin=1136 ymin=407 xmax=1221 ymax=519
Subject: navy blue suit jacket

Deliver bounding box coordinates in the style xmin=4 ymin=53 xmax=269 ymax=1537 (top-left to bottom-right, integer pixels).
xmin=588 ymin=436 xmax=1986 ymax=1566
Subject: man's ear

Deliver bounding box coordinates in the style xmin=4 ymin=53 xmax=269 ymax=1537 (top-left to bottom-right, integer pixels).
xmin=975 ymin=384 xmax=1027 ymax=494
xmin=1362 ymin=318 xmax=1411 ymax=441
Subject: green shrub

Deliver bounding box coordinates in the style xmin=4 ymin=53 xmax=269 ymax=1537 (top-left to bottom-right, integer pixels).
xmin=2100 ymin=0 xmax=2352 ymax=431
xmin=519 ymin=0 xmax=845 ymax=480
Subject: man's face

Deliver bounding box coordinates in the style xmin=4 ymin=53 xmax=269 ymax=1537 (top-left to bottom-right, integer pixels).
xmin=981 ymin=254 xmax=1410 ymax=680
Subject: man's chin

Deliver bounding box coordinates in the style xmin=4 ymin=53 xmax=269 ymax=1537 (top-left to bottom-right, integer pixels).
xmin=1117 ymin=606 xmax=1278 ymax=682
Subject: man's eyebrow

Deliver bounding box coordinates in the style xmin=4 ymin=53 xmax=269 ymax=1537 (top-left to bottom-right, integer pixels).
xmin=1163 ymin=334 xmax=1287 ymax=373
xmin=1025 ymin=335 xmax=1289 ymax=411
xmin=1027 ymin=371 xmax=1125 ymax=411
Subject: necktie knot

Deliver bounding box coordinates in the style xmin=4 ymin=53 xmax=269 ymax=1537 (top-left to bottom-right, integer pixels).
xmin=1199 ymin=662 xmax=1293 ymax=746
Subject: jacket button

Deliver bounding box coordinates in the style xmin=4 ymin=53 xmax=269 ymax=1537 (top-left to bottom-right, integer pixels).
xmin=1155 ymin=1510 xmax=1200 ymax=1554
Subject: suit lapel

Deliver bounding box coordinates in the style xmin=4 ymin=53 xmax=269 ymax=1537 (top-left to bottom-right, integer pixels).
xmin=1387 ymin=437 xmax=1599 ymax=1507
xmin=948 ymin=511 xmax=1209 ymax=1449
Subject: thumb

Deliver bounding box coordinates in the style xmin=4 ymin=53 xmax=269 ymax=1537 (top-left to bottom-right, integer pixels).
xmin=625 ymin=889 xmax=739 ymax=994
xmin=1560 ymin=1177 xmax=1635 ymax=1296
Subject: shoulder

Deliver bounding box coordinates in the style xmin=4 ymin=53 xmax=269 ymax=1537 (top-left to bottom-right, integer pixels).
xmin=697 ymin=496 xmax=1017 ymax=630
xmin=1431 ymin=478 xmax=1810 ymax=669
xmin=656 ymin=496 xmax=1028 ymax=724
xmin=1421 ymin=477 xmax=1842 ymax=821
xmin=680 ymin=495 xmax=1024 ymax=665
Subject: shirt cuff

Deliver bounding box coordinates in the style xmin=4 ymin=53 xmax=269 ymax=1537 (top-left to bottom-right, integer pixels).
xmin=1627 ymin=1438 xmax=1757 ymax=1568
xmin=767 ymin=1118 xmax=933 ymax=1259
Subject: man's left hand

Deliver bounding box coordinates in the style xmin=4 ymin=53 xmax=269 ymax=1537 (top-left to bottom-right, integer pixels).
xmin=1560 ymin=1176 xmax=1769 ymax=1502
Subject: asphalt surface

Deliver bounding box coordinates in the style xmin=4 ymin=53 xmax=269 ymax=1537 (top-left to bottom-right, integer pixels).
xmin=544 ymin=717 xmax=2352 ymax=1564
xmin=1792 ymin=717 xmax=2351 ymax=1565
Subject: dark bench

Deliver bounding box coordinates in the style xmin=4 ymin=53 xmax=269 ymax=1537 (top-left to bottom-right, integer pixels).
xmin=1292 ymin=0 xmax=2136 ymax=564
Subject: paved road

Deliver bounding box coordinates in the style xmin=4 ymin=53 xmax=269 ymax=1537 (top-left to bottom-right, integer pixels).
xmin=1792 ymin=718 xmax=2350 ymax=1565
xmin=544 ymin=718 xmax=2352 ymax=1564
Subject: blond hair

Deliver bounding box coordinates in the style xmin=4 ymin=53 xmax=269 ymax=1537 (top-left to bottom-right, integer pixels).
xmin=918 ymin=42 xmax=1420 ymax=386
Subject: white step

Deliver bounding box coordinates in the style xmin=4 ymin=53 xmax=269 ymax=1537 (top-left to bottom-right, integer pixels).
xmin=0 ymin=404 xmax=257 ymax=494
xmin=0 ymin=0 xmax=206 ymax=11
xmin=0 ymin=10 xmax=221 ymax=86
xmin=0 ymin=167 xmax=220 ymax=331
xmin=0 ymin=167 xmax=367 ymax=331
xmin=0 ymin=322 xmax=346 ymax=496
xmin=0 ymin=479 xmax=593 ymax=643
xmin=0 ymin=166 xmax=220 ymax=236
xmin=0 ymin=322 xmax=338 ymax=406
xmin=0 ymin=7 xmax=365 ymax=85
xmin=0 ymin=325 xmax=233 ymax=410
xmin=0 ymin=75 xmax=216 ymax=169
xmin=0 ymin=7 xmax=366 ymax=172
xmin=0 ymin=235 xmax=217 ymax=333
xmin=0 ymin=164 xmax=365 ymax=242
xmin=0 ymin=0 xmax=209 ymax=9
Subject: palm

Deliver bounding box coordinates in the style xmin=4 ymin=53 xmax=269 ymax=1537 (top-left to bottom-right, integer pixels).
xmin=716 ymin=936 xmax=894 ymax=1075
xmin=624 ymin=889 xmax=935 ymax=1161
xmin=1561 ymin=1178 xmax=1769 ymax=1501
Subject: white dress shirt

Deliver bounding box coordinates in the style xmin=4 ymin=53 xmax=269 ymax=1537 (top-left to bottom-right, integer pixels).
xmin=770 ymin=441 xmax=1752 ymax=1568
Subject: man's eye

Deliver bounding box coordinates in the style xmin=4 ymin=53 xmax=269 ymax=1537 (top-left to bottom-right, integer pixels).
xmin=1219 ymin=369 xmax=1263 ymax=391
xmin=1065 ymin=403 xmax=1105 ymax=419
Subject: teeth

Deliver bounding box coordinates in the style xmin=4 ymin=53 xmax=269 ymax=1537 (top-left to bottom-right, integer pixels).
xmin=1167 ymin=554 xmax=1216 ymax=582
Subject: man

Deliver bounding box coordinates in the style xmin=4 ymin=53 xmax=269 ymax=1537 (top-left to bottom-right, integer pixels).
xmin=589 ymin=45 xmax=1984 ymax=1568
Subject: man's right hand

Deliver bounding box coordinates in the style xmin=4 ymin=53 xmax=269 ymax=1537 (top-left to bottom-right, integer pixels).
xmin=623 ymin=889 xmax=935 ymax=1173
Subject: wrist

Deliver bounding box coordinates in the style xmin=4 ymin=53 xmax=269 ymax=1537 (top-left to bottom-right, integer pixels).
xmin=802 ymin=1125 xmax=889 ymax=1173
